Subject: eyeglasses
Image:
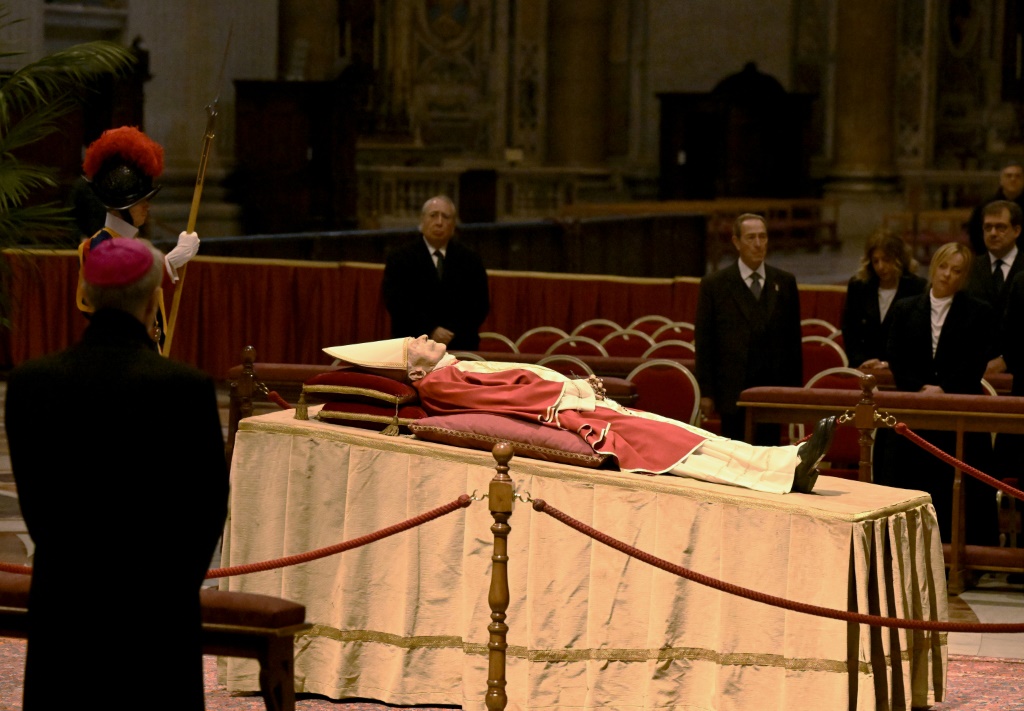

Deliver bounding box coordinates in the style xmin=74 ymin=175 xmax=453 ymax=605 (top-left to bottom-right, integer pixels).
xmin=983 ymin=223 xmax=1012 ymax=234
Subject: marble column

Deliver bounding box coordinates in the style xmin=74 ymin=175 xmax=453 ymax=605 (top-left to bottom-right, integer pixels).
xmin=546 ymin=0 xmax=610 ymax=166
xmin=829 ymin=0 xmax=898 ymax=186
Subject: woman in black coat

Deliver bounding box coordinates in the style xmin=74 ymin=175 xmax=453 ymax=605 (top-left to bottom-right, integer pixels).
xmin=841 ymin=229 xmax=926 ymax=369
xmin=877 ymin=242 xmax=999 ymax=545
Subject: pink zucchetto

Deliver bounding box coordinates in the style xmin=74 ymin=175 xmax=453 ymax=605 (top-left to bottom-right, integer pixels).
xmin=82 ymin=238 xmax=154 ymax=287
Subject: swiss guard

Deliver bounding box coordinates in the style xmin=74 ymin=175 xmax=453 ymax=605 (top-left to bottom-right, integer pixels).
xmin=77 ymin=126 xmax=201 ymax=349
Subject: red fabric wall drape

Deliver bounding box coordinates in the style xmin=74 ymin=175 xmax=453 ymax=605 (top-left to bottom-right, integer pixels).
xmin=2 ymin=251 xmax=848 ymax=378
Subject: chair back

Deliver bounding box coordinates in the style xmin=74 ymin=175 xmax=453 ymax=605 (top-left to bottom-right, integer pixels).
xmin=800 ymin=318 xmax=839 ymax=339
xmin=545 ymin=335 xmax=608 ymax=357
xmin=571 ymin=318 xmax=621 ymax=341
xmin=600 ymin=329 xmax=656 ymax=357
xmin=626 ymin=359 xmax=701 ymax=424
xmin=801 ymin=335 xmax=849 ymax=385
xmin=627 ymin=314 xmax=673 ymax=335
xmin=450 ymin=351 xmax=487 ymax=361
xmin=651 ymin=321 xmax=696 ymax=343
xmin=642 ymin=340 xmax=696 ymax=359
xmin=478 ymin=331 xmax=519 ymax=354
xmin=798 ymin=366 xmax=866 ymax=478
xmin=515 ymin=326 xmax=569 ymax=354
xmin=537 ymin=354 xmax=595 ymax=378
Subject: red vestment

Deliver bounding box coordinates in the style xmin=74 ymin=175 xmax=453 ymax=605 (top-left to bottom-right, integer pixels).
xmin=414 ymin=365 xmax=707 ymax=474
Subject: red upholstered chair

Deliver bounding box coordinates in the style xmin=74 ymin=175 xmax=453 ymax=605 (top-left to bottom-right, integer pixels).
xmin=478 ymin=331 xmax=519 ymax=354
xmin=801 ymin=318 xmax=840 ymax=339
xmin=651 ymin=321 xmax=696 ymax=343
xmin=600 ymin=329 xmax=656 ymax=357
xmin=626 ymin=359 xmax=701 ymax=425
xmin=450 ymin=351 xmax=487 ymax=361
xmin=537 ymin=354 xmax=595 ymax=378
xmin=791 ymin=367 xmax=865 ymax=479
xmin=801 ymin=335 xmax=849 ymax=385
xmin=828 ymin=330 xmax=844 ymax=352
xmin=545 ymin=335 xmax=608 ymax=357
xmin=571 ymin=318 xmax=621 ymax=342
xmin=627 ymin=314 xmax=674 ymax=336
xmin=515 ymin=326 xmax=569 ymax=354
xmin=642 ymin=340 xmax=696 ymax=359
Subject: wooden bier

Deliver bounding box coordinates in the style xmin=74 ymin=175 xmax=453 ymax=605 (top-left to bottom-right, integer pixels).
xmin=738 ymin=383 xmax=1024 ymax=593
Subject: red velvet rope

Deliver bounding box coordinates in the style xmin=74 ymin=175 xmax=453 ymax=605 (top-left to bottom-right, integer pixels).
xmin=532 ymin=498 xmax=1024 ymax=633
xmin=0 ymin=496 xmax=473 ymax=579
xmin=267 ymin=390 xmax=291 ymax=410
xmin=894 ymin=422 xmax=1024 ymax=503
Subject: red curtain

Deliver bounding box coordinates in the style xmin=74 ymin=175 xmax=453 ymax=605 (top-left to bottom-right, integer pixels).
xmin=2 ymin=251 xmax=848 ymax=377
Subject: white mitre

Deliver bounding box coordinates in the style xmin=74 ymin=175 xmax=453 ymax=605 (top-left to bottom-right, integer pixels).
xmin=323 ymin=337 xmax=410 ymax=370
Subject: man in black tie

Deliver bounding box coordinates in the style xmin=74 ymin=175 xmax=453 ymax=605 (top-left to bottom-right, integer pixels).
xmin=695 ymin=213 xmax=802 ymax=443
xmin=382 ymin=195 xmax=490 ymax=350
xmin=965 ymin=200 xmax=1022 ymax=376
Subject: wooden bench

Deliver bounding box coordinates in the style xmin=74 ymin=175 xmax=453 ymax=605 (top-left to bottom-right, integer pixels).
xmin=737 ymin=382 xmax=1024 ymax=593
xmin=0 ymin=572 xmax=311 ymax=711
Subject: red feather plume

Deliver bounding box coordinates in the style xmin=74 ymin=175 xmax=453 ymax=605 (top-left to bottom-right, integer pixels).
xmin=82 ymin=126 xmax=164 ymax=179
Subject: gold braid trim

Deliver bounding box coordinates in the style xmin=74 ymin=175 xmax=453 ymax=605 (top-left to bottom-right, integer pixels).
xmin=316 ymin=411 xmax=417 ymax=426
xmin=302 ymin=384 xmax=415 ymax=404
xmin=301 ymin=625 xmax=934 ymax=673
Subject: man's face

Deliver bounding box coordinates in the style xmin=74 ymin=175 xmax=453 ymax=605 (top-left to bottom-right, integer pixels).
xmin=982 ymin=207 xmax=1020 ymax=258
xmin=1000 ymin=165 xmax=1024 ymax=200
xmin=732 ymin=218 xmax=768 ymax=270
xmin=128 ymin=199 xmax=150 ymax=227
xmin=406 ymin=334 xmax=447 ymax=379
xmin=419 ymin=199 xmax=456 ymax=249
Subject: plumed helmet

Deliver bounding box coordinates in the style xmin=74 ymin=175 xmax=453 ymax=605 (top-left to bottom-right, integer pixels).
xmin=83 ymin=126 xmax=164 ymax=210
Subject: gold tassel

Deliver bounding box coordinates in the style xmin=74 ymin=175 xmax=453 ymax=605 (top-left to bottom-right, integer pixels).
xmin=295 ymin=392 xmax=308 ymax=421
xmin=380 ymin=401 xmax=400 ymax=436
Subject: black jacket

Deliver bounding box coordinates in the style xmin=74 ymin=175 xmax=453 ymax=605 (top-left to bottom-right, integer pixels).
xmin=5 ymin=309 xmax=229 ymax=710
xmin=694 ymin=262 xmax=802 ymax=415
xmin=381 ymin=237 xmax=490 ymax=350
xmin=841 ymin=272 xmax=926 ymax=368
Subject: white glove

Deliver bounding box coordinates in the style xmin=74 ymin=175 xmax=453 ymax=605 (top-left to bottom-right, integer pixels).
xmin=164 ymin=231 xmax=200 ymax=282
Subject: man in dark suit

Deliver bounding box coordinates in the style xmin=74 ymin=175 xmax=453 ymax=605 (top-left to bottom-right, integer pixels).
xmin=695 ymin=213 xmax=803 ymax=443
xmin=967 ymin=161 xmax=1024 ymax=255
xmin=965 ymin=200 xmax=1023 ymax=375
xmin=381 ymin=195 xmax=490 ymax=351
xmin=4 ymin=238 xmax=229 ymax=710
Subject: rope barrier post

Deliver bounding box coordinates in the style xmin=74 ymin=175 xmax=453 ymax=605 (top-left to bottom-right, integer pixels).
xmin=226 ymin=345 xmax=256 ymax=466
xmin=853 ymin=373 xmax=878 ymax=483
xmin=485 ymin=442 xmax=515 ymax=711
xmin=949 ymin=424 xmax=968 ymax=595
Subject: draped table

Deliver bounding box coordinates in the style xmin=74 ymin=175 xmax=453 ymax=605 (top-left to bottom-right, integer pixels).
xmin=220 ymin=407 xmax=948 ymax=710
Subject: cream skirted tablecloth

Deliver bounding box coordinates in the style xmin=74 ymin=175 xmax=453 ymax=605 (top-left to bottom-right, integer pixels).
xmin=220 ymin=407 xmax=947 ymax=711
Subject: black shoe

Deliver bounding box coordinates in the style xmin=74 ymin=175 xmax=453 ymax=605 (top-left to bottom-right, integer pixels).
xmin=792 ymin=416 xmax=838 ymax=493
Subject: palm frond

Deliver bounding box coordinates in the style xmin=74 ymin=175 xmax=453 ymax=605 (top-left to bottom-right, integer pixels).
xmin=0 ymin=160 xmax=59 ymax=211
xmin=0 ymin=202 xmax=75 ymax=245
xmin=0 ymin=41 xmax=134 ymax=125
xmin=0 ymin=97 xmax=74 ymax=154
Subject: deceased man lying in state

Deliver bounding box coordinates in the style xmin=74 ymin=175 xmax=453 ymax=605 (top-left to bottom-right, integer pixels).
xmin=324 ymin=336 xmax=837 ymax=494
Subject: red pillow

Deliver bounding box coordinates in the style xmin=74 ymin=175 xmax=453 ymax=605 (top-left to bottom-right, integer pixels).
xmin=303 ymin=370 xmax=418 ymax=405
xmin=318 ymin=401 xmax=427 ymax=434
xmin=410 ymin=413 xmax=612 ymax=468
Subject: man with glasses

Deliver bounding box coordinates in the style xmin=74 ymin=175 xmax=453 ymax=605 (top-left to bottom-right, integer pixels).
xmin=967 ymin=161 xmax=1024 ymax=255
xmin=382 ymin=194 xmax=490 ymax=350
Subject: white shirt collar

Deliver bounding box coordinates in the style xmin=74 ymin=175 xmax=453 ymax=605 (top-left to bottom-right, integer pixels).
xmin=423 ymin=236 xmax=446 ymax=257
xmin=104 ymin=211 xmax=138 ymax=239
xmin=737 ymin=259 xmax=766 ymax=283
xmin=990 ymin=244 xmax=1017 ymax=269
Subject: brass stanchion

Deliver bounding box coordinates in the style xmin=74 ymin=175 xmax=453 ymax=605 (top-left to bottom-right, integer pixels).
xmin=853 ymin=373 xmax=878 ymax=482
xmin=486 ymin=442 xmax=514 ymax=711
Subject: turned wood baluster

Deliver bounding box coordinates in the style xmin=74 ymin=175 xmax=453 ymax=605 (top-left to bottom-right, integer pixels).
xmin=853 ymin=373 xmax=878 ymax=483
xmin=486 ymin=442 xmax=515 ymax=711
xmin=226 ymin=345 xmax=257 ymax=465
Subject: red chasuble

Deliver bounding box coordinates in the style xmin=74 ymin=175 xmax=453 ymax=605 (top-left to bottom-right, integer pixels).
xmin=414 ymin=365 xmax=707 ymax=474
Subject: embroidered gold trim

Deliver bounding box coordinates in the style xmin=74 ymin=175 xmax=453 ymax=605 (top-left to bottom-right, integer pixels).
xmin=316 ymin=411 xmax=418 ymax=426
xmin=300 ymin=625 xmax=941 ymax=674
xmin=302 ymin=384 xmax=413 ymax=404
